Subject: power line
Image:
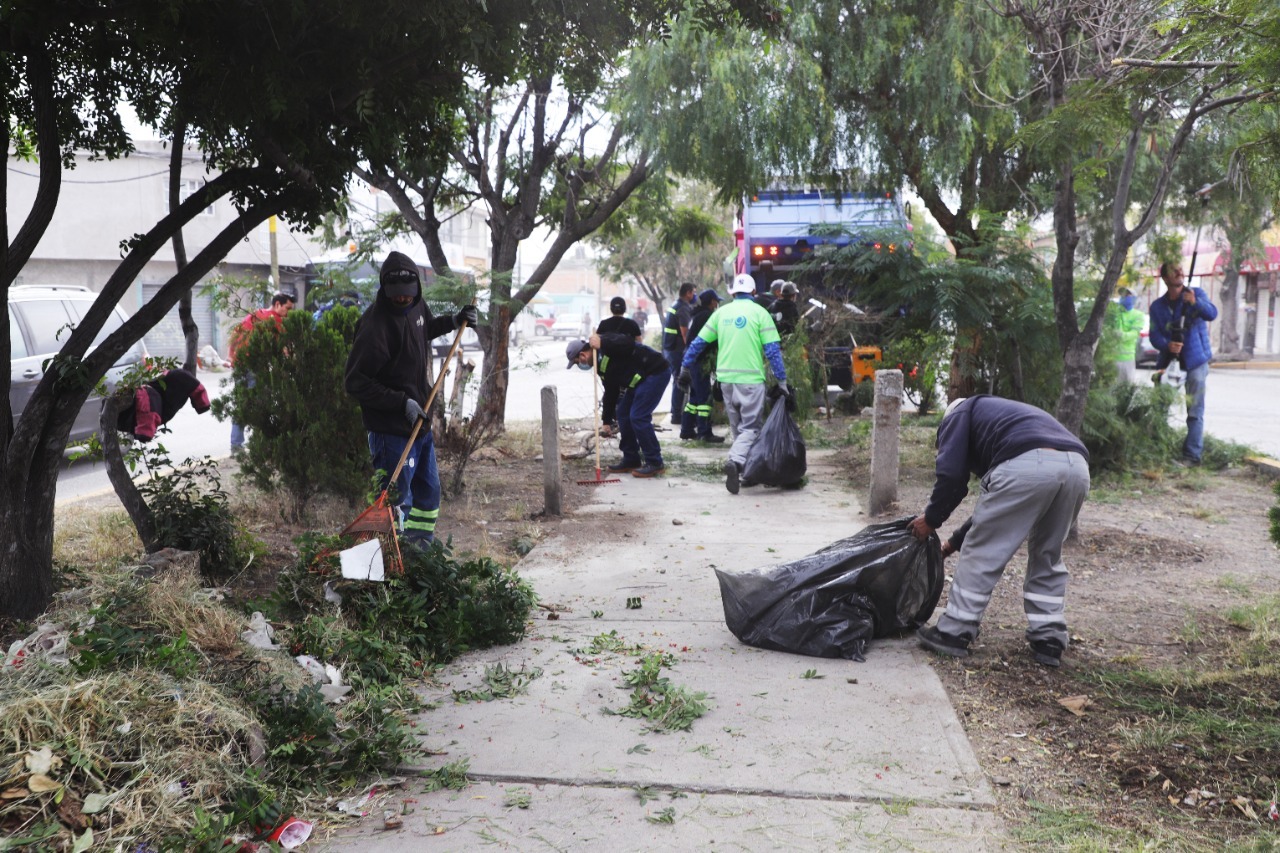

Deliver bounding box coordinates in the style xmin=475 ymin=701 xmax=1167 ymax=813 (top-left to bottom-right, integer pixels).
xmin=7 ymin=166 xmax=173 ymax=184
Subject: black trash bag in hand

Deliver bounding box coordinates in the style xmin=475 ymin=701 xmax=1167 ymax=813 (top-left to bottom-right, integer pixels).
xmin=715 ymin=518 xmax=943 ymax=662
xmin=741 ymin=402 xmax=806 ymax=487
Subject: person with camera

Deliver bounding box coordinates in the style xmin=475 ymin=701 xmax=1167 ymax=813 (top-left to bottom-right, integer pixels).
xmin=1149 ymin=262 xmax=1218 ymax=466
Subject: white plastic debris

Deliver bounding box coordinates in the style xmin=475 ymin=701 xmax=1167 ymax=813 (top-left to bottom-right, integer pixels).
xmin=295 ymin=655 xmax=327 ymax=683
xmin=241 ymin=612 xmax=279 ymax=650
xmin=340 ymin=537 xmax=385 ymax=582
xmin=4 ymin=622 xmax=70 ymax=669
xmin=323 ymin=581 xmax=343 ymax=605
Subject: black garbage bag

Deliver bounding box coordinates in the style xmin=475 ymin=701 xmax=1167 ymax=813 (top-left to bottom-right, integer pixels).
xmin=715 ymin=517 xmax=944 ymax=662
xmin=741 ymin=401 xmax=806 ymax=487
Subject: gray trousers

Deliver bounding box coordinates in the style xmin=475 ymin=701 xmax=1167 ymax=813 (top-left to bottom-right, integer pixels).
xmin=721 ymin=382 xmax=767 ymax=465
xmin=937 ymin=448 xmax=1090 ymax=647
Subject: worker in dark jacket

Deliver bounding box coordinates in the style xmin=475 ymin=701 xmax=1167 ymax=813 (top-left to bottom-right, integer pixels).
xmin=768 ymin=282 xmax=801 ymax=336
xmin=679 ymin=289 xmax=725 ymax=443
xmin=661 ymin=283 xmax=696 ymax=427
xmin=595 ymin=296 xmax=643 ymax=437
xmin=567 ymin=333 xmax=670 ymax=478
xmin=345 ymin=251 xmax=477 ymax=547
xmin=908 ymin=396 xmax=1090 ymax=668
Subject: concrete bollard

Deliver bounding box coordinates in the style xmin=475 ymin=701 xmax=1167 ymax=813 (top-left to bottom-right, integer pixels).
xmin=541 ymin=386 xmax=563 ymax=517
xmin=869 ymin=369 xmax=903 ymax=515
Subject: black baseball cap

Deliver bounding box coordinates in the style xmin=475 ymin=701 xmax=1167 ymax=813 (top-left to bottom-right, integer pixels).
xmin=609 ymin=296 xmax=626 ymax=314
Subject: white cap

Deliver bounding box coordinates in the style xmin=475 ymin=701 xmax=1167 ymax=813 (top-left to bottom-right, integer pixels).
xmin=944 ymin=397 xmax=968 ymax=419
xmin=730 ymin=273 xmax=756 ymax=295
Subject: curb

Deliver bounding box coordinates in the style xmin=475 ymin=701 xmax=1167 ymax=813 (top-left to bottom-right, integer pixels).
xmin=1212 ymin=361 xmax=1280 ymax=370
xmin=1245 ymin=456 xmax=1280 ymax=481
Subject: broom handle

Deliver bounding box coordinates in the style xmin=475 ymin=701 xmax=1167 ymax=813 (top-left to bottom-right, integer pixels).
xmin=592 ymin=346 xmax=601 ymax=472
xmin=387 ymin=320 xmax=469 ymax=488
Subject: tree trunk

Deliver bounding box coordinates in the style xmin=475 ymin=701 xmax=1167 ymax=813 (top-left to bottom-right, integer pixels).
xmin=100 ymin=395 xmax=159 ymax=552
xmin=472 ymin=300 xmax=513 ymax=434
xmin=1218 ymin=265 xmax=1242 ymax=356
xmin=169 ymin=128 xmax=199 ymax=373
xmin=0 ymin=449 xmax=59 ymax=619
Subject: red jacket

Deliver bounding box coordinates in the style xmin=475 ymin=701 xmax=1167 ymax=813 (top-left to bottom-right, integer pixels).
xmin=230 ymin=307 xmax=283 ymax=364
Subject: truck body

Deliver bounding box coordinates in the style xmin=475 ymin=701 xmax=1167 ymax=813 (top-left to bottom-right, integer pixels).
xmin=736 ymin=190 xmax=909 ymax=292
xmin=733 ymin=190 xmax=911 ymax=392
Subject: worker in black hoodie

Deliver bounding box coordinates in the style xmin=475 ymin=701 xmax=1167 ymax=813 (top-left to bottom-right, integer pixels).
xmin=345 ymin=251 xmax=477 ymax=547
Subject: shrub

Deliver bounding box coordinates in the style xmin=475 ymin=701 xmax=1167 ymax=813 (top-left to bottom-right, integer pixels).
xmin=138 ymin=450 xmax=254 ymax=582
xmin=214 ymin=306 xmax=370 ymax=520
xmin=1080 ymin=381 xmax=1181 ymax=475
xmin=275 ymin=534 xmax=537 ymax=674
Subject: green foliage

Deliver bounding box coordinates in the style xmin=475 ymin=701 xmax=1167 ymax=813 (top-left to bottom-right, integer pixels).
xmin=778 ymin=326 xmax=813 ymax=423
xmin=137 ymin=447 xmax=254 ymax=582
xmin=1270 ymin=481 xmax=1280 ymax=547
xmin=276 ymin=535 xmax=537 ymax=674
xmin=1079 ymin=382 xmax=1181 ymax=475
xmin=452 ymin=663 xmax=543 ymax=703
xmin=879 ymin=330 xmax=950 ymax=415
xmin=422 ymin=759 xmax=471 ymax=793
xmin=71 ymin=604 xmax=199 ymax=678
xmin=252 ymin=683 xmax=418 ymax=781
xmin=214 ymin=306 xmax=369 ymax=520
xmin=606 ymin=654 xmax=709 ymax=732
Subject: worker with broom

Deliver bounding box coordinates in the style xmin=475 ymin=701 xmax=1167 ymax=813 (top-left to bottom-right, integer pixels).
xmin=345 ymin=251 xmax=477 ymax=548
xmin=567 ymin=333 xmax=670 ymax=478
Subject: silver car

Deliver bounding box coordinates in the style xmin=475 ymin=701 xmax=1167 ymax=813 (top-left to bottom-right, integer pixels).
xmin=8 ymin=285 xmax=148 ymax=445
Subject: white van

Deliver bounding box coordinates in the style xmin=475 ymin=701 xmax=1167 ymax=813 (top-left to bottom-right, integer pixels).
xmin=8 ymin=285 xmax=149 ymax=445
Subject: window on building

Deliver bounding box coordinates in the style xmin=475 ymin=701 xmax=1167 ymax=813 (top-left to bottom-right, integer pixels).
xmin=166 ymin=179 xmax=215 ymax=217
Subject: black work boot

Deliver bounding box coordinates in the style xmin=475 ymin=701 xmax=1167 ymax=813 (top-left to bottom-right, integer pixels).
xmin=917 ymin=625 xmax=971 ymax=658
xmin=1029 ymin=638 xmax=1064 ymax=668
xmin=724 ymin=459 xmax=740 ymax=494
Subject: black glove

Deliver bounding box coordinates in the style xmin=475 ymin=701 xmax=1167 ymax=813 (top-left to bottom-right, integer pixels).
xmin=404 ymin=398 xmax=425 ymax=427
xmin=455 ymin=305 xmax=478 ymax=328
xmin=676 ymin=367 xmax=692 ymax=393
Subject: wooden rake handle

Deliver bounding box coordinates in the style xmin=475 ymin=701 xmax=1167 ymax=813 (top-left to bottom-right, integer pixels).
xmin=386 ymin=320 xmax=469 ymax=488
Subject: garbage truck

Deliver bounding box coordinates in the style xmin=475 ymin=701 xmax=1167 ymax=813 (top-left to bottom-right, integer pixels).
xmin=731 ymin=189 xmax=911 ymax=391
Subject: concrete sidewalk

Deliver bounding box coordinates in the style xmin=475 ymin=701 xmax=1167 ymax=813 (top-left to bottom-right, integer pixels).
xmin=319 ymin=441 xmax=1010 ymax=852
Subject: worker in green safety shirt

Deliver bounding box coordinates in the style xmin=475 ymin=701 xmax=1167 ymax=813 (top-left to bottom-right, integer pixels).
xmin=678 ymin=274 xmax=790 ymax=494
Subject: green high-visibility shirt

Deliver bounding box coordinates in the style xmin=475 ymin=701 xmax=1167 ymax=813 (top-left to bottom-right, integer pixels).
xmin=695 ymin=297 xmax=780 ymax=384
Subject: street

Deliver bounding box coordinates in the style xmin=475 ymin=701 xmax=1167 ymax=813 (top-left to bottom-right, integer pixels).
xmin=55 ymin=350 xmax=1280 ymax=507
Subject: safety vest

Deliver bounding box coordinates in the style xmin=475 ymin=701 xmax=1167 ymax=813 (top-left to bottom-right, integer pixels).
xmin=662 ymin=301 xmax=684 ymax=350
xmin=695 ymin=296 xmax=780 ymax=384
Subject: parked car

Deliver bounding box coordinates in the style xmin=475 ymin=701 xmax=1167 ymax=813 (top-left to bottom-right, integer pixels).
xmin=550 ymin=316 xmax=586 ymax=341
xmin=533 ymin=317 xmax=555 ymax=336
xmin=1137 ymin=314 xmax=1159 ymax=367
xmin=8 ymin=285 xmax=148 ymax=445
xmin=432 ymin=325 xmax=483 ymax=358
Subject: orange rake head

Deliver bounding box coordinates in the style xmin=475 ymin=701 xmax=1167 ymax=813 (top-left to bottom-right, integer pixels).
xmin=340 ymin=499 xmax=405 ymax=576
xmin=577 ymin=467 xmax=621 ymax=486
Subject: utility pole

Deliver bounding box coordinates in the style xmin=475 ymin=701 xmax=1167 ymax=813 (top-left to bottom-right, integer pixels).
xmin=269 ymin=215 xmax=282 ymax=300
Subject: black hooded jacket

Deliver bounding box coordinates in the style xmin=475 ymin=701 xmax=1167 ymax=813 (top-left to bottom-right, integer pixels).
xmin=344 ymin=251 xmax=457 ymax=437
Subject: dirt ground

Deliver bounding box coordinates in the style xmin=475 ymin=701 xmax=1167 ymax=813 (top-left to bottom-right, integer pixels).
xmin=38 ymin=414 xmax=1280 ymax=846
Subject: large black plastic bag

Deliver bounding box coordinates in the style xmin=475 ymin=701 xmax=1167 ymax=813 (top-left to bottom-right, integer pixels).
xmin=741 ymin=402 xmax=806 ymax=487
xmin=715 ymin=518 xmax=944 ymax=662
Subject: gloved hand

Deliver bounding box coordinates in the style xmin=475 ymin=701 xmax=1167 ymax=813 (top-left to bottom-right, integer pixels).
xmin=404 ymin=397 xmax=425 ymax=426
xmin=776 ymin=380 xmax=792 ymax=399
xmin=676 ymin=367 xmax=693 ymax=393
xmin=455 ymin=305 xmax=478 ymax=328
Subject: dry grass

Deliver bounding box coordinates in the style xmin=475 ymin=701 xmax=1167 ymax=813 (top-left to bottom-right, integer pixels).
xmin=141 ymin=563 xmax=246 ymax=657
xmin=0 ymin=669 xmax=261 ymax=847
xmin=52 ymin=507 xmax=141 ymax=568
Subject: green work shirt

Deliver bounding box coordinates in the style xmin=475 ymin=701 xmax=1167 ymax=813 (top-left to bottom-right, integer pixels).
xmin=694 ymin=297 xmax=780 ymax=384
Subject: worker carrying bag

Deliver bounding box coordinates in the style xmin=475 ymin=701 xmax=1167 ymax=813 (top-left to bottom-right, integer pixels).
xmin=741 ymin=399 xmax=806 ymax=487
xmin=715 ymin=518 xmax=943 ymax=662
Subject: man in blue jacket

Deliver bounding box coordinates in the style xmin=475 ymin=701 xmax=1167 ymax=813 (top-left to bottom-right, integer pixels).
xmin=908 ymin=396 xmax=1090 ymax=668
xmin=1149 ymin=262 xmax=1218 ymax=465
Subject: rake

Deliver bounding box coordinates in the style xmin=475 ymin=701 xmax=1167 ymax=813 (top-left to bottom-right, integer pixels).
xmin=579 ymin=347 xmax=620 ymax=486
xmin=339 ymin=320 xmax=469 ymax=575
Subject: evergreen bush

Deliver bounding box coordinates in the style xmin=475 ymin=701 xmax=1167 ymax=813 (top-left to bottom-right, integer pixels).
xmin=1079 ymin=381 xmax=1181 ymax=474
xmin=213 ymin=306 xmax=370 ymax=520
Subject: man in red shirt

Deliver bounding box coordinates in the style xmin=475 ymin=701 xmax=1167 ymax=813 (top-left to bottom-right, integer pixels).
xmin=230 ymin=292 xmax=294 ymax=454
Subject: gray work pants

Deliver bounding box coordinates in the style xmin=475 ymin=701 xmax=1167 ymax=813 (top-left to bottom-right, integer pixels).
xmin=721 ymin=382 xmax=767 ymax=466
xmin=937 ymin=448 xmax=1090 ymax=648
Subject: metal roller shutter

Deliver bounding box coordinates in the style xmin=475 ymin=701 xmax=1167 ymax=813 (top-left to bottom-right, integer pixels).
xmin=141 ymin=284 xmax=217 ymax=360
